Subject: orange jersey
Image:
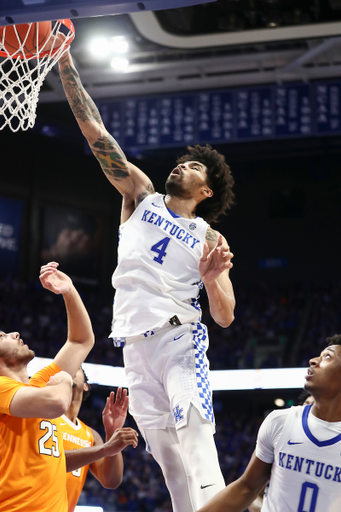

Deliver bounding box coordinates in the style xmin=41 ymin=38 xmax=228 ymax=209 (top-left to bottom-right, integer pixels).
xmin=0 ymin=363 xmax=68 ymax=512
xmin=55 ymin=415 xmax=95 ymax=512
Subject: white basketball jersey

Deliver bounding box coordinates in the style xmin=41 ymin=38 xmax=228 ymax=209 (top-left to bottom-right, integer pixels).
xmin=110 ymin=193 xmax=209 ymax=338
xmin=257 ymin=405 xmax=341 ymax=512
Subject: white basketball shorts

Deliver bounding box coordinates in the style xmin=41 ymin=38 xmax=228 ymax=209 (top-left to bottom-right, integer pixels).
xmin=122 ymin=322 xmax=215 ymax=435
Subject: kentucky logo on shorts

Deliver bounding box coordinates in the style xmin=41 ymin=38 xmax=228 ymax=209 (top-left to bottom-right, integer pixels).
xmin=173 ymin=404 xmax=184 ymax=423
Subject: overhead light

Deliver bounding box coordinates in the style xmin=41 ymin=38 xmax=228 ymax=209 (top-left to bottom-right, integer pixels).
xmin=274 ymin=398 xmax=285 ymax=407
xmin=111 ymin=36 xmax=129 ymax=53
xmin=89 ymin=38 xmax=110 ymax=57
xmin=110 ymin=57 xmax=129 ymax=71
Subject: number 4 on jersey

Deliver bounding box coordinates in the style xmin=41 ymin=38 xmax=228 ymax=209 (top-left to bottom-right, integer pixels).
xmin=151 ymin=237 xmax=170 ymax=264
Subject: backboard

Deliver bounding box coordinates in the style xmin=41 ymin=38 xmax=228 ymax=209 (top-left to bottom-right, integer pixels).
xmin=0 ymin=0 xmax=216 ymax=26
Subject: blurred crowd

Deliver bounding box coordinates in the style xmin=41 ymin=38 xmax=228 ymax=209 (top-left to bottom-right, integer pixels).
xmin=2 ymin=274 xmax=339 ymax=371
xmin=296 ymin=281 xmax=341 ymax=367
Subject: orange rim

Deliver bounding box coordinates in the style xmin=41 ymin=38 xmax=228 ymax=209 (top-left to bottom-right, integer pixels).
xmin=0 ymin=18 xmax=75 ymax=59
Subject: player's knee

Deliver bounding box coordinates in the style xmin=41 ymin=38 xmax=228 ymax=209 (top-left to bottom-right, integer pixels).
xmin=185 ymin=440 xmax=207 ymax=468
xmin=164 ymin=462 xmax=185 ymax=485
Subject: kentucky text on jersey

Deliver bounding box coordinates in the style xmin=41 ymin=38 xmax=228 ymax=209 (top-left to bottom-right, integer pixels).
xmin=278 ymin=451 xmax=341 ymax=482
xmin=141 ymin=209 xmax=200 ymax=249
xmin=62 ymin=432 xmax=92 ymax=447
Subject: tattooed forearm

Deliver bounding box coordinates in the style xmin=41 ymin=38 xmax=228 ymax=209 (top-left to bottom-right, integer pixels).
xmin=92 ymin=135 xmax=129 ymax=180
xmin=205 ymin=227 xmax=219 ymax=243
xmin=135 ymin=182 xmax=155 ymax=207
xmin=60 ymin=62 xmax=104 ymax=126
xmin=59 ymin=55 xmax=129 ymax=177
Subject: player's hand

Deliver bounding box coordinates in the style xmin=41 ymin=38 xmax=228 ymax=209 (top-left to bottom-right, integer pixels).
xmin=39 ymin=262 xmax=73 ymax=295
xmin=46 ymin=370 xmax=73 ymax=387
xmin=102 ymin=388 xmax=129 ymax=438
xmin=199 ymin=235 xmax=233 ymax=284
xmin=104 ymin=427 xmax=138 ymax=456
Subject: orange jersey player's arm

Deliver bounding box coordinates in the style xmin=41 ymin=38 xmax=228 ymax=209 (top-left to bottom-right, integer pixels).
xmin=65 ymin=426 xmax=138 ymax=488
xmin=9 ymin=262 xmax=94 ymax=419
xmin=9 ymin=370 xmax=73 ymax=418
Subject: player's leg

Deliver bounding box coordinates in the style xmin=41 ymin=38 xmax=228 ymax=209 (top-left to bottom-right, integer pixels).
xmin=176 ymin=404 xmax=225 ymax=508
xmin=144 ymin=426 xmax=197 ymax=512
xmin=122 ymin=332 xmax=198 ymax=512
xmin=164 ymin=322 xmax=225 ymax=507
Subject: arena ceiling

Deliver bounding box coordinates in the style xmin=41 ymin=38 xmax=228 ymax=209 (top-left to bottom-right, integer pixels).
xmin=39 ymin=0 xmax=341 ymax=103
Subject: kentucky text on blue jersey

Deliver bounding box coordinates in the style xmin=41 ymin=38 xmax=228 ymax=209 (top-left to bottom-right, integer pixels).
xmin=141 ymin=209 xmax=200 ymax=249
xmin=278 ymin=451 xmax=341 ymax=482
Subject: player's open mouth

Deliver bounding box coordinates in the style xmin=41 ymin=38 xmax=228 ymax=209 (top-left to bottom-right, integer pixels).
xmin=305 ymin=368 xmax=313 ymax=379
xmin=171 ymin=166 xmax=182 ymax=176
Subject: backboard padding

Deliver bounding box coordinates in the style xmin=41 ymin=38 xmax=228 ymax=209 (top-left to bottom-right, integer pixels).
xmin=0 ymin=0 xmax=216 ymax=26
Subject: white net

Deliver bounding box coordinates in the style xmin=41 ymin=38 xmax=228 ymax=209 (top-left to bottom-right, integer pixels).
xmin=0 ymin=19 xmax=74 ymax=132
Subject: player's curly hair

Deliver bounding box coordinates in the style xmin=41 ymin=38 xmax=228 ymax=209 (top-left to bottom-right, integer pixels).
xmin=176 ymin=144 xmax=235 ymax=224
xmin=327 ymin=334 xmax=341 ymax=347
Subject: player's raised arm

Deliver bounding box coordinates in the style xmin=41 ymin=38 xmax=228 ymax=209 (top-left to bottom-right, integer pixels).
xmin=39 ymin=262 xmax=94 ymax=377
xmin=88 ymin=388 xmax=129 ymax=488
xmin=58 ymin=51 xmax=154 ymax=212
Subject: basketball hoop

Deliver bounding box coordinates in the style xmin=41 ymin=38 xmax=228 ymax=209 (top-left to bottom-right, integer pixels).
xmin=0 ymin=19 xmax=75 ymax=132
